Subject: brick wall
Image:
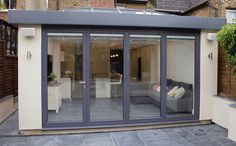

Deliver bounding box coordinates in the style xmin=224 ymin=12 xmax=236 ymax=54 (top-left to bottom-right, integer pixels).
xmin=48 ymin=0 xmax=57 ymax=10
xmin=0 ymin=41 xmax=4 ymax=97
xmin=186 ymin=0 xmax=236 ymax=18
xmin=217 ymin=45 xmax=236 ymax=97
xmin=116 ymin=3 xmax=147 ymax=9
xmin=16 ymin=0 xmax=26 ymax=10
xmin=186 ymin=5 xmax=216 ymax=17
xmin=90 ymin=0 xmax=114 ymax=8
xmin=0 ymin=12 xmax=8 ymax=21
xmin=57 ymin=0 xmax=90 ymax=10
xmin=0 ymin=41 xmax=18 ymax=98
xmin=209 ymin=0 xmax=236 ymax=18
xmin=48 ymin=0 xmax=114 ymax=10
xmin=48 ymin=0 xmax=148 ymax=10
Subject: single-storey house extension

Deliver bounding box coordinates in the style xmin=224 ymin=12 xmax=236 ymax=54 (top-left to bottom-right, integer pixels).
xmin=8 ymin=8 xmax=225 ymax=130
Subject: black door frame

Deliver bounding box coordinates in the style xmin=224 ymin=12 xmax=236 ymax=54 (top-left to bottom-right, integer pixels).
xmin=42 ymin=25 xmax=200 ymax=129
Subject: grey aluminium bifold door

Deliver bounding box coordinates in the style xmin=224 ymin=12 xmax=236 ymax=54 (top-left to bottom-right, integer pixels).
xmin=42 ymin=31 xmax=88 ymax=126
xmin=42 ymin=27 xmax=200 ymax=129
xmin=88 ymin=33 xmax=125 ymax=121
xmin=129 ymin=34 xmax=162 ymax=120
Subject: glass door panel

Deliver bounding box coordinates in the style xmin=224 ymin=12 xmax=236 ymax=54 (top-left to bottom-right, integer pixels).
xmin=166 ymin=36 xmax=195 ymax=117
xmin=89 ymin=33 xmax=124 ymax=121
xmin=47 ymin=33 xmax=84 ymax=122
xmin=129 ymin=34 xmax=161 ymax=119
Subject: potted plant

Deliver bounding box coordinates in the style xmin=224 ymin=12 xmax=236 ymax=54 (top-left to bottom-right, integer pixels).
xmin=48 ymin=73 xmax=57 ymax=85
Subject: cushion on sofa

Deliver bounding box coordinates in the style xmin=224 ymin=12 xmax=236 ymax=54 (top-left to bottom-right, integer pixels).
xmin=174 ymin=87 xmax=185 ymax=99
xmin=167 ymin=86 xmax=178 ymax=96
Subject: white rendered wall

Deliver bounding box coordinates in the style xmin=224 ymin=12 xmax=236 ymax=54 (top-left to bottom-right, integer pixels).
xmin=200 ymin=31 xmax=236 ymax=134
xmin=18 ymin=25 xmax=42 ymax=130
xmin=212 ymin=97 xmax=235 ymax=128
xmin=199 ymin=30 xmax=218 ymax=120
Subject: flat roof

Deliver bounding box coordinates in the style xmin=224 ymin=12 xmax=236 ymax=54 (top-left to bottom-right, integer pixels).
xmin=8 ymin=8 xmax=226 ymax=30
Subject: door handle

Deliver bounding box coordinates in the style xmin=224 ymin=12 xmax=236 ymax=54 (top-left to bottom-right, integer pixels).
xmin=79 ymin=81 xmax=86 ymax=84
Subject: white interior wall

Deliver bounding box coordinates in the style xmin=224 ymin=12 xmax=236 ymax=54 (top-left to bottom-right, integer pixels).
xmin=52 ymin=42 xmax=61 ymax=82
xmin=167 ymin=40 xmax=194 ymax=85
xmin=90 ymin=44 xmax=110 ymax=77
xmin=48 ymin=40 xmax=62 ymax=81
xmin=150 ymin=45 xmax=160 ymax=83
xmin=18 ymin=25 xmax=42 ymax=130
xmin=130 ymin=44 xmax=160 ymax=83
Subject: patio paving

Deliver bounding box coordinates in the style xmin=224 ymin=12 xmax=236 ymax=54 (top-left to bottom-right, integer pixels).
xmin=0 ymin=111 xmax=236 ymax=146
xmin=0 ymin=111 xmax=18 ymax=136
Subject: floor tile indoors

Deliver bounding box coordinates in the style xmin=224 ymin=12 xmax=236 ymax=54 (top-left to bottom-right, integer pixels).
xmin=48 ymin=98 xmax=161 ymax=122
xmin=48 ymin=98 xmax=191 ymax=122
xmin=0 ymin=112 xmax=236 ymax=146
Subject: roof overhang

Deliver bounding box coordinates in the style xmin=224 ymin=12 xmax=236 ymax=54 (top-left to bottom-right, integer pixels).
xmin=8 ymin=10 xmax=226 ymax=30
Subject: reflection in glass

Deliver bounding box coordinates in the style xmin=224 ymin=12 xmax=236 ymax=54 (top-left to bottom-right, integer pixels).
xmin=130 ymin=35 xmax=161 ymax=119
xmin=166 ymin=36 xmax=195 ymax=117
xmin=47 ymin=33 xmax=83 ymax=122
xmin=90 ymin=34 xmax=124 ymax=121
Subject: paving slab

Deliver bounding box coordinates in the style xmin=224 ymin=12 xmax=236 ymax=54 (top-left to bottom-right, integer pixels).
xmin=0 ymin=112 xmax=236 ymax=146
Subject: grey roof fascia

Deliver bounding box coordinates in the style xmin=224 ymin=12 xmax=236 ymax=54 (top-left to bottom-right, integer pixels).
xmin=8 ymin=10 xmax=226 ymax=30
